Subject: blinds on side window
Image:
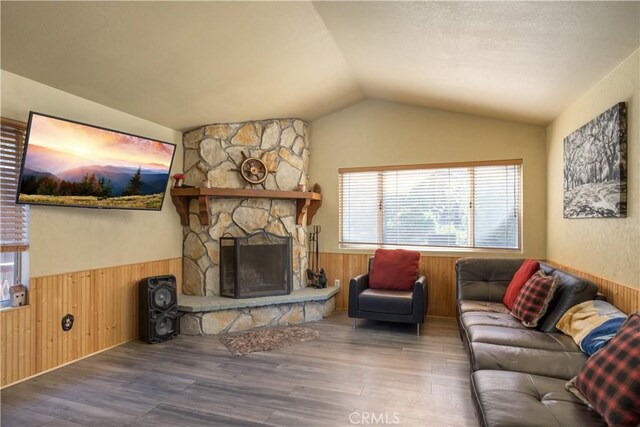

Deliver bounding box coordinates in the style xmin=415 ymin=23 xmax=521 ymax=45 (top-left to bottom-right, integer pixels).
xmin=1 ymin=118 xmax=29 ymax=252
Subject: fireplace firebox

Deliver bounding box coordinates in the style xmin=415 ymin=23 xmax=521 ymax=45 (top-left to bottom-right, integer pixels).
xmin=220 ymin=231 xmax=292 ymax=299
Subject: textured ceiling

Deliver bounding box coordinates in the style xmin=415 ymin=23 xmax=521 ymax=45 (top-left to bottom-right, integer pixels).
xmin=313 ymin=1 xmax=640 ymax=125
xmin=1 ymin=1 xmax=639 ymax=130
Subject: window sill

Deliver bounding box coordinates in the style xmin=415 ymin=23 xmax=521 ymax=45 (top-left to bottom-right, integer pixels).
xmin=0 ymin=302 xmax=29 ymax=313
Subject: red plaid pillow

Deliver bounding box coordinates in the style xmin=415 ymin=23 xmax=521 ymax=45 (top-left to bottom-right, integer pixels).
xmin=511 ymin=270 xmax=558 ymax=328
xmin=566 ymin=313 xmax=640 ymax=426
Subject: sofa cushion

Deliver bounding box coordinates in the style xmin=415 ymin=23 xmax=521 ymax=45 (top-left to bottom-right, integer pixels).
xmin=456 ymin=258 xmax=525 ymax=303
xmin=536 ymin=268 xmax=598 ymax=333
xmin=471 ymin=370 xmax=605 ymax=427
xmin=458 ymin=300 xmax=510 ymax=315
xmin=470 ymin=342 xmax=587 ymax=379
xmin=460 ymin=311 xmax=525 ymax=330
xmin=467 ymin=325 xmax=580 ymax=352
xmin=459 ymin=311 xmax=526 ymax=352
xmin=369 ymin=249 xmax=420 ymax=291
xmin=502 ymin=259 xmax=539 ymax=310
xmin=556 ymin=300 xmax=627 ymax=355
xmin=567 ymin=314 xmax=640 ymax=427
xmin=358 ymin=288 xmax=413 ymax=315
xmin=512 ymin=271 xmax=559 ymax=328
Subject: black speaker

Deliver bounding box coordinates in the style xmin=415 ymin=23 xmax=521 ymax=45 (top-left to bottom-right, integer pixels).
xmin=139 ymin=275 xmax=179 ymax=344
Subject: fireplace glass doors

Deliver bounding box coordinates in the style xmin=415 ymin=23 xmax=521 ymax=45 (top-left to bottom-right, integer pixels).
xmin=220 ymin=232 xmax=292 ymax=299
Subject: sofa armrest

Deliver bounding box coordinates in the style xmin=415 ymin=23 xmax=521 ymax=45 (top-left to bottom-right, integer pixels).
xmin=348 ymin=273 xmax=369 ymax=317
xmin=413 ymin=276 xmax=428 ymax=323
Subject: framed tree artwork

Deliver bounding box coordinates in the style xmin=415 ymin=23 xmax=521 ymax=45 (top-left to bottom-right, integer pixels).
xmin=563 ymin=102 xmax=627 ymax=218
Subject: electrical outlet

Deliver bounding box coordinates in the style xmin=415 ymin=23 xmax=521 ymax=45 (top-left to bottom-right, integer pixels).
xmin=334 ymin=279 xmax=340 ymax=287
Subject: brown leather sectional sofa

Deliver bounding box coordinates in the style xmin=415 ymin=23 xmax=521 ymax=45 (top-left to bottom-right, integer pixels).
xmin=456 ymin=258 xmax=606 ymax=427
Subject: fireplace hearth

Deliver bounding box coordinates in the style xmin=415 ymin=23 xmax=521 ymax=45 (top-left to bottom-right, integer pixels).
xmin=220 ymin=231 xmax=292 ymax=299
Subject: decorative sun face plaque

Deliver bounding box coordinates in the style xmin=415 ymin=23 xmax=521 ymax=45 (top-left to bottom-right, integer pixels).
xmin=563 ymin=102 xmax=627 ymax=219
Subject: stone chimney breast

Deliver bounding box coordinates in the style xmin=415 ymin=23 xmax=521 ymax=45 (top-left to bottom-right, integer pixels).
xmin=181 ymin=119 xmax=310 ymax=296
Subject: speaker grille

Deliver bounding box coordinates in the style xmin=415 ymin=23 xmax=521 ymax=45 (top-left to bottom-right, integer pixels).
xmin=151 ymin=284 xmax=176 ymax=311
xmin=139 ymin=275 xmax=179 ymax=344
xmin=152 ymin=313 xmax=178 ymax=339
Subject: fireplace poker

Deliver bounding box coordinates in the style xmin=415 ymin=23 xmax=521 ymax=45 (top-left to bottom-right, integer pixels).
xmin=306 ymin=228 xmax=316 ymax=284
xmin=308 ymin=230 xmax=314 ymax=272
xmin=306 ymin=225 xmax=324 ymax=287
xmin=314 ymin=225 xmax=321 ymax=278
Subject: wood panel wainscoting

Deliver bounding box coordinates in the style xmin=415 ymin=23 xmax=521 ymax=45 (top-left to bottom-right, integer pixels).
xmin=0 ymin=257 xmax=181 ymax=389
xmin=545 ymin=260 xmax=639 ymax=314
xmin=318 ymin=252 xmax=639 ymax=317
xmin=0 ymin=305 xmax=36 ymax=387
xmin=3 ymin=254 xmax=637 ymax=389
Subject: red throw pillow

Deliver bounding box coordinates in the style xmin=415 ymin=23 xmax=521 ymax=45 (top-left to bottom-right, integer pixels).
xmin=566 ymin=314 xmax=640 ymax=427
xmin=511 ymin=270 xmax=558 ymax=328
xmin=369 ymin=249 xmax=420 ymax=291
xmin=502 ymin=259 xmax=540 ymax=310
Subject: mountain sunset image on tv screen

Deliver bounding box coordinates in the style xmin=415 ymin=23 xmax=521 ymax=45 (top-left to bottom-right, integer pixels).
xmin=17 ymin=112 xmax=176 ymax=211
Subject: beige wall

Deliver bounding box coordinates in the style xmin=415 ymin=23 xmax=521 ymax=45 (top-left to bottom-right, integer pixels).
xmin=309 ymin=99 xmax=547 ymax=257
xmin=546 ymin=50 xmax=639 ymax=288
xmin=1 ymin=71 xmax=183 ymax=278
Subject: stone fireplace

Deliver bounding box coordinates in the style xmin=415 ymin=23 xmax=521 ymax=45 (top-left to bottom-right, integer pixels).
xmin=177 ymin=118 xmax=337 ymax=336
xmin=180 ymin=119 xmax=310 ymax=297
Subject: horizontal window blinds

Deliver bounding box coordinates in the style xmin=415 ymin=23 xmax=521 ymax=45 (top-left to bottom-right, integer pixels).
xmin=339 ymin=161 xmax=521 ymax=250
xmin=1 ymin=118 xmax=29 ymax=252
xmin=473 ymin=165 xmax=520 ymax=249
xmin=339 ymin=171 xmax=379 ymax=245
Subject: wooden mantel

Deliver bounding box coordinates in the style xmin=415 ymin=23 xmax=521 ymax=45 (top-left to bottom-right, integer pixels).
xmin=170 ymin=187 xmax=322 ymax=226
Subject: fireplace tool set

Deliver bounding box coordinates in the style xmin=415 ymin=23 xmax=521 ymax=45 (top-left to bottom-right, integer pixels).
xmin=306 ymin=225 xmax=327 ymax=288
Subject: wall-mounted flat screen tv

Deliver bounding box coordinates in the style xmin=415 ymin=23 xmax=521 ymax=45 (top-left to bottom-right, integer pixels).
xmin=16 ymin=112 xmax=176 ymax=211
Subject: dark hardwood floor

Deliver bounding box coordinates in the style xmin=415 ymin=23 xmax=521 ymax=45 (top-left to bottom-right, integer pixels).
xmin=1 ymin=312 xmax=476 ymax=427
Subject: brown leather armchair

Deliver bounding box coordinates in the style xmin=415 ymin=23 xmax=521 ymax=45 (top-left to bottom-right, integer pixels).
xmin=348 ymin=257 xmax=428 ymax=335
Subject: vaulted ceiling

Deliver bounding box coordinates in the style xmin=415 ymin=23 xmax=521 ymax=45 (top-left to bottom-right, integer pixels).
xmin=2 ymin=1 xmax=639 ymax=131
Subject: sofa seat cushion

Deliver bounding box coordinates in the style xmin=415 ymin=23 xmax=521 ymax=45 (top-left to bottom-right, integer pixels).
xmin=470 ymin=342 xmax=587 ymax=380
xmin=467 ymin=325 xmax=580 ymax=352
xmin=458 ymin=300 xmax=510 ymax=315
xmin=358 ymin=288 xmax=413 ymax=315
xmin=460 ymin=311 xmax=525 ymax=330
xmin=471 ymin=370 xmax=604 ymax=427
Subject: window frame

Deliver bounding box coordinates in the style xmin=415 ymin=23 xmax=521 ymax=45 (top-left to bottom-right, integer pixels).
xmin=1 ymin=117 xmax=30 ymax=307
xmin=338 ymin=159 xmax=523 ymax=252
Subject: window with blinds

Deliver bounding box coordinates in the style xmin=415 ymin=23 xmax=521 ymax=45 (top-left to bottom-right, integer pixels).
xmin=339 ymin=160 xmax=521 ymax=250
xmin=1 ymin=118 xmax=29 ymax=253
